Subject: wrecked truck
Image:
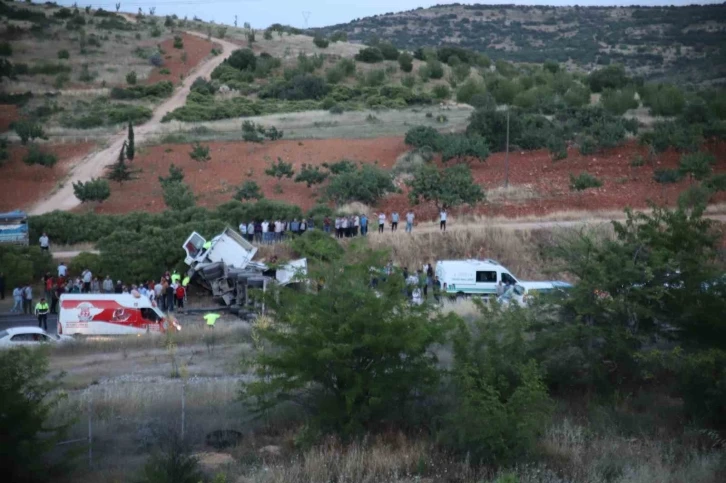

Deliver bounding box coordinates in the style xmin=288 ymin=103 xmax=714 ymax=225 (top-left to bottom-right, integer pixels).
xmin=182 ymin=227 xmax=307 ymax=316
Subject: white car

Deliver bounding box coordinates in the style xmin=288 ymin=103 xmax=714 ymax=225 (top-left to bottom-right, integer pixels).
xmin=0 ymin=327 xmax=74 ymax=348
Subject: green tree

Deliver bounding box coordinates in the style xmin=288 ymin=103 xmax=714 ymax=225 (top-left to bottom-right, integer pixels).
xmin=404 ymin=125 xmax=442 ymax=150
xmin=569 ymin=172 xmax=603 ymax=191
xmin=355 ymin=47 xmax=383 ymax=63
xmin=587 ymin=64 xmax=629 ymax=93
xmin=13 ymin=120 xmax=46 ymax=145
xmin=226 ymin=48 xmax=257 ymax=71
xmin=427 ymin=59 xmax=444 ymax=79
xmin=642 ymin=83 xmax=686 ymax=117
xmin=162 ymin=181 xmax=195 ymax=210
xmin=467 ymin=108 xmax=522 ymax=152
xmin=234 ymin=180 xmax=264 ymax=201
xmin=601 ymin=87 xmax=639 ymax=115
xmin=242 ymin=254 xmax=454 ymax=435
xmin=126 ymin=70 xmax=137 ymax=85
xmin=678 ymin=151 xmax=715 ymax=182
xmin=107 ymin=141 xmax=138 ymax=183
xmin=407 ymin=163 xmax=484 ymax=210
xmin=23 ymin=145 xmax=57 ymax=167
xmin=126 ymin=121 xmax=135 ymax=161
xmin=1 ymin=348 xmax=74 ymax=483
xmin=158 ymin=164 xmax=184 ymax=187
xmin=188 ymin=141 xmax=210 ymax=162
xmin=398 ymin=52 xmax=413 ymax=73
xmin=294 ymin=163 xmax=329 ymax=188
xmin=439 ymin=134 xmax=490 ymax=164
xmin=73 ymin=178 xmax=111 ymax=203
xmin=313 ymin=36 xmax=329 ymax=49
xmin=378 ymin=41 xmax=399 ymax=61
xmin=264 ymin=157 xmax=295 ymax=186
xmin=324 ymin=164 xmax=396 ymax=205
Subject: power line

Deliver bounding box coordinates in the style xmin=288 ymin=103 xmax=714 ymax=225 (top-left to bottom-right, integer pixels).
xmin=301 ymin=11 xmax=311 ymax=29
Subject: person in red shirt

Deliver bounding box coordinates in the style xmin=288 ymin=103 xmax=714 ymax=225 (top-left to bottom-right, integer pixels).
xmin=43 ymin=273 xmax=54 ymax=303
xmin=175 ymin=284 xmax=186 ymax=309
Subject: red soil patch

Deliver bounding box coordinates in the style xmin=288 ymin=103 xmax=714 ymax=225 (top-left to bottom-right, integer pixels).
xmin=87 ymin=137 xmax=726 ymax=219
xmin=146 ymin=33 xmax=216 ymax=84
xmin=0 ymin=104 xmax=20 ymax=132
xmin=0 ymin=143 xmax=95 ymax=212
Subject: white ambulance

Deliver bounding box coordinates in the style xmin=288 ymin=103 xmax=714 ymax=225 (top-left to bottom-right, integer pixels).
xmin=58 ymin=293 xmax=180 ymax=336
xmin=435 ymin=259 xmax=572 ymax=301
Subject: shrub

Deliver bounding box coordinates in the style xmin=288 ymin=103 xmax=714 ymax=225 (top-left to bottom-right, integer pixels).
xmin=265 ymin=157 xmax=295 ymax=186
xmin=137 ymin=434 xmax=204 ymax=483
xmin=13 ymin=120 xmax=46 ymax=145
xmin=54 ymin=73 xmax=69 ymax=89
xmin=601 ymin=87 xmax=639 ymax=115
xmin=642 ymin=121 xmax=702 ymax=153
xmin=653 ymin=168 xmax=683 ymax=184
xmin=226 ymin=48 xmax=257 ymax=71
xmin=642 ymin=83 xmax=686 ymax=117
xmin=73 ymin=178 xmax=111 ymax=203
xmin=242 ymin=254 xmax=452 ymax=435
xmin=398 ymin=52 xmax=413 ymax=73
xmin=149 ymin=53 xmax=164 ymax=67
xmin=456 ymin=78 xmax=487 ymax=105
xmin=162 ymin=181 xmax=196 ymax=210
xmin=405 ymin=125 xmax=442 ymax=150
xmin=111 ymin=81 xmax=174 ymax=100
xmin=678 ymin=151 xmax=715 ymax=181
xmin=57 ymin=49 xmax=70 ymax=60
xmin=355 ymin=47 xmax=384 ymax=63
xmin=241 ymin=120 xmax=263 ymax=143
xmin=325 ymin=164 xmax=397 ymax=205
xmin=126 ymin=70 xmax=137 ymax=85
xmin=378 ymin=41 xmax=399 ymax=61
xmin=440 ymin=316 xmax=553 ymax=464
xmin=569 ymin=172 xmax=603 ymax=191
xmin=432 ymin=84 xmax=450 ymax=100
xmin=547 ymin=136 xmax=568 ymax=161
xmin=23 ymin=144 xmax=57 ymax=167
xmin=173 ymin=35 xmax=184 ymax=49
xmin=289 ymin=229 xmax=344 ymax=262
xmin=158 ymin=164 xmax=185 ymax=187
xmin=322 ymin=159 xmax=357 ymax=175
xmin=294 ymin=163 xmax=329 ymax=188
xmin=630 ymin=154 xmax=645 ymax=167
xmin=427 ymin=60 xmax=444 ymax=79
xmin=407 ymin=163 xmax=484 ymax=210
xmin=467 ymin=108 xmax=520 ymax=152
xmin=313 ymin=36 xmax=329 ymax=49
xmin=401 ymin=75 xmax=415 ymax=88
xmin=439 ymin=134 xmax=489 ymax=163
xmin=587 ymin=64 xmax=629 ymax=92
xmin=188 ymin=142 xmax=210 ymax=162
xmin=1 ymin=348 xmax=73 ymax=483
xmin=234 ymin=180 xmax=264 ymax=201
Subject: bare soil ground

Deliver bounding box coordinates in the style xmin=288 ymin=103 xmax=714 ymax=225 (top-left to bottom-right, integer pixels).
xmin=0 ymin=142 xmax=95 ymax=212
xmin=146 ymin=32 xmax=216 ymax=84
xmin=79 ymin=138 xmax=726 ymax=219
xmin=0 ymin=104 xmax=20 ymax=132
xmin=25 ymin=31 xmax=239 ymax=215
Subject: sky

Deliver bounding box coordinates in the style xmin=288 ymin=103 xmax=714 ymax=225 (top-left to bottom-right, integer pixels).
xmin=53 ymin=1 xmax=724 ymax=29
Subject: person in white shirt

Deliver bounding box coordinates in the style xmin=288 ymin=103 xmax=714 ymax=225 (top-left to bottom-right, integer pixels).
xmin=39 ymin=232 xmax=50 ymax=251
xmin=405 ymin=211 xmax=415 ymax=233
xmin=82 ymin=269 xmax=92 ymax=293
xmin=275 ymin=220 xmax=283 ymax=242
xmin=57 ymin=262 xmax=67 ymax=278
xmin=353 ymin=215 xmax=360 ymax=237
xmin=239 ymin=222 xmax=247 ymax=237
xmin=334 ymin=217 xmax=342 ymax=238
xmin=378 ymin=213 xmax=386 ymax=234
xmin=440 ymin=210 xmax=447 ymax=232
xmin=341 ymin=216 xmax=349 ymax=238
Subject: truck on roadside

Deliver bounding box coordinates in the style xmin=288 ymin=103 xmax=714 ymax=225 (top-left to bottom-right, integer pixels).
xmin=182 ymin=227 xmax=307 ymax=317
xmin=0 ymin=210 xmax=29 ymax=246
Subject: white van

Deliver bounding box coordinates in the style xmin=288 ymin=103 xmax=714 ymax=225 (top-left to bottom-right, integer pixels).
xmin=435 ymin=259 xmax=572 ymax=300
xmin=59 ymin=293 xmax=180 ymax=336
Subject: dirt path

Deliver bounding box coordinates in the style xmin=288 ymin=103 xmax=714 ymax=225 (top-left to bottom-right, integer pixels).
xmin=29 ymin=31 xmax=238 ymax=215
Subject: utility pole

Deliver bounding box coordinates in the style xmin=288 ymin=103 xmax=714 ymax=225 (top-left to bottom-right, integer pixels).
xmin=234 ymin=15 xmax=237 ymax=28
xmin=504 ymin=108 xmax=510 ymax=188
xmin=302 ymin=11 xmax=311 ymax=29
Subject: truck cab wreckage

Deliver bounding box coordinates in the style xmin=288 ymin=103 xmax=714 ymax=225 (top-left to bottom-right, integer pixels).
xmin=182 ymin=228 xmax=307 ymax=317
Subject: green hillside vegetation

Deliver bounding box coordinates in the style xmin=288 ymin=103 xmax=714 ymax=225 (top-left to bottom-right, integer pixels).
xmin=314 ymin=3 xmax=726 ymax=84
xmin=0 ymin=2 xmax=205 ymax=132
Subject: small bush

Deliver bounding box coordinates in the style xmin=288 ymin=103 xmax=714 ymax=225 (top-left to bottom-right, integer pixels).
xmin=162 ymin=181 xmax=196 ymax=210
xmin=653 ymin=168 xmax=683 ymax=184
xmin=173 ymin=35 xmax=184 ymax=49
xmin=313 ymin=36 xmax=329 ymax=49
xmin=234 ymin=180 xmax=264 ymax=201
xmin=427 ymin=60 xmax=444 ymax=79
xmin=149 ymin=53 xmax=164 ymax=67
xmin=57 ymin=49 xmax=70 ymax=60
xmin=630 ymin=154 xmax=645 ymax=167
xmin=23 ymin=144 xmax=57 ymax=167
xmin=73 ymin=178 xmax=111 ymax=203
xmin=290 ymin=229 xmax=344 ymax=262
xmin=137 ymin=434 xmax=204 ymax=483
xmin=432 ymin=84 xmax=450 ymax=100
xmin=569 ymin=172 xmax=603 ymax=191
xmin=294 ymin=163 xmax=329 ymax=188
xmin=325 ymin=164 xmax=397 ymax=205
xmin=12 ymin=120 xmax=46 ymax=145
xmin=398 ymin=52 xmax=413 ymax=73
xmin=405 ymin=125 xmax=442 ymax=150
xmin=188 ymin=142 xmax=210 ymax=162
xmin=355 ymin=47 xmax=384 ymax=63
xmin=126 ymin=71 xmax=137 ymax=85
xmin=678 ymin=151 xmax=716 ymax=181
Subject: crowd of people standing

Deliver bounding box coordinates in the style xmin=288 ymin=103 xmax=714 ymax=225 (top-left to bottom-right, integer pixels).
xmin=238 ymin=209 xmax=449 ymax=245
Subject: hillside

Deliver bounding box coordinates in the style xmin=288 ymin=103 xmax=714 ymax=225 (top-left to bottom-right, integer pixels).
xmin=314 ymin=3 xmax=726 ymax=84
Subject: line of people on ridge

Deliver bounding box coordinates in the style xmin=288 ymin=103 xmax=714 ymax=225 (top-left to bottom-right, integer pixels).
xmin=238 ymin=209 xmax=449 ymax=244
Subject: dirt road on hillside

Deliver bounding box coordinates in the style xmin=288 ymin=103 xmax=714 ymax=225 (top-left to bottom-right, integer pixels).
xmin=29 ymin=32 xmax=238 ymax=215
